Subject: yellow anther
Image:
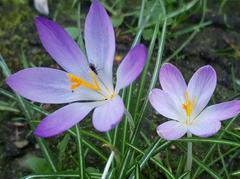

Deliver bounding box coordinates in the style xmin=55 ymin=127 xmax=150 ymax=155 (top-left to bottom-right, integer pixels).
xmin=182 ymin=91 xmax=196 ymax=117
xmin=67 ymin=71 xmax=100 ymax=91
xmin=89 ymin=70 xmax=100 ymax=90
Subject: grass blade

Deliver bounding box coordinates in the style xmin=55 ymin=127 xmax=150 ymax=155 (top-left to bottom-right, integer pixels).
xmin=0 ymin=56 xmax=58 ymax=172
xmin=75 ymin=125 xmax=85 ymax=179
xmin=177 ymin=138 xmax=240 ymax=147
xmin=101 ymin=151 xmax=115 ymax=179
xmin=135 ymin=163 xmax=140 ymax=179
xmin=118 ymin=18 xmax=168 ymax=178
xmin=127 ymin=143 xmax=175 ymax=179
xmin=129 ymin=138 xmax=162 ymax=179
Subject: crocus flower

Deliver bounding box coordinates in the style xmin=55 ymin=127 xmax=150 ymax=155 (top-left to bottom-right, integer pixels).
xmin=6 ymin=0 xmax=147 ymax=137
xmin=149 ymin=63 xmax=240 ymax=140
xmin=34 ymin=0 xmax=49 ymax=15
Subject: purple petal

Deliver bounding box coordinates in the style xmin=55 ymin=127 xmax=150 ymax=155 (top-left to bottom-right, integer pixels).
xmin=6 ymin=68 xmax=103 ymax=104
xmin=35 ymin=17 xmax=89 ymax=78
xmin=84 ymin=0 xmax=115 ymax=87
xmin=115 ymin=44 xmax=147 ymax=92
xmin=187 ymin=65 xmax=217 ymax=118
xmin=196 ymin=100 xmax=240 ymax=121
xmin=35 ymin=102 xmax=99 ymax=137
xmin=159 ymin=63 xmax=187 ymax=105
xmin=188 ymin=117 xmax=221 ymax=137
xmin=92 ymin=95 xmax=124 ymax=132
xmin=157 ymin=121 xmax=187 ymax=140
xmin=149 ymin=89 xmax=183 ymax=120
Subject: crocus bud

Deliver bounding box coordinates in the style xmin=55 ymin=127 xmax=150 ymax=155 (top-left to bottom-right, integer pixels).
xmin=34 ymin=0 xmax=49 ymax=15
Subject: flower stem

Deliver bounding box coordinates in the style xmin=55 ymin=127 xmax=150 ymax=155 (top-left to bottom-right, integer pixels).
xmin=101 ymin=151 xmax=115 ymax=179
xmin=185 ymin=131 xmax=192 ymax=179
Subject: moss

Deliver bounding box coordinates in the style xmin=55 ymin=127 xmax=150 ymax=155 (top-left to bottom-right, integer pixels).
xmin=0 ymin=4 xmax=48 ymax=71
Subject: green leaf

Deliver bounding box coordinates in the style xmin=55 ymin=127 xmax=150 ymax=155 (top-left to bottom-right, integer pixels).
xmin=0 ymin=101 xmax=19 ymax=112
xmin=65 ymin=27 xmax=79 ymax=39
xmin=0 ymin=56 xmax=58 ymax=172
xmin=57 ymin=133 xmax=70 ymax=168
xmin=177 ymin=144 xmax=221 ymax=179
xmin=75 ymin=125 xmax=85 ymax=178
xmin=176 ymin=156 xmax=185 ymax=177
xmin=21 ymin=170 xmax=102 ymax=179
xmin=127 ymin=142 xmax=175 ymax=179
xmin=232 ymin=170 xmax=240 ymax=176
xmin=143 ymin=28 xmax=154 ymax=41
xmin=177 ymin=138 xmax=240 ymax=147
xmin=111 ymin=15 xmax=124 ymax=27
xmin=135 ymin=163 xmax=140 ymax=179
xmin=118 ymin=16 xmax=168 ymax=178
xmin=24 ymin=156 xmax=51 ymax=173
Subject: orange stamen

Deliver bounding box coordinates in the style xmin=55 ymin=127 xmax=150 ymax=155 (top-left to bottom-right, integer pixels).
xmin=182 ymin=91 xmax=196 ymax=117
xmin=67 ymin=71 xmax=100 ymax=91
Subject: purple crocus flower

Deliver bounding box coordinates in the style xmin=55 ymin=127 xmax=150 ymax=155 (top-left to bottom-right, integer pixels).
xmin=6 ymin=0 xmax=147 ymax=137
xmin=149 ymin=63 xmax=240 ymax=140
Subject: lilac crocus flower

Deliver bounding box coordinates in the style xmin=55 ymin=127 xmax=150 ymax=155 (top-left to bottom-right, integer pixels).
xmin=6 ymin=0 xmax=147 ymax=137
xmin=149 ymin=63 xmax=240 ymax=140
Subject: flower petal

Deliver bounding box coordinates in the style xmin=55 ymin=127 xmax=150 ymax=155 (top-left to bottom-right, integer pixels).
xmin=157 ymin=121 xmax=187 ymax=140
xmin=159 ymin=63 xmax=187 ymax=104
xmin=34 ymin=102 xmax=100 ymax=137
xmin=195 ymin=100 xmax=240 ymax=121
xmin=34 ymin=0 xmax=49 ymax=15
xmin=35 ymin=17 xmax=90 ymax=78
xmin=6 ymin=68 xmax=103 ymax=104
xmin=92 ymin=95 xmax=124 ymax=132
xmin=84 ymin=0 xmax=115 ymax=89
xmin=187 ymin=65 xmax=217 ymax=118
xmin=188 ymin=117 xmax=221 ymax=137
xmin=115 ymin=44 xmax=147 ymax=92
xmin=149 ymin=89 xmax=184 ymax=120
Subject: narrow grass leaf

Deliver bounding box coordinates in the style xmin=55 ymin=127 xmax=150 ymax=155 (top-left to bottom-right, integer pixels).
xmin=0 ymin=56 xmax=58 ymax=172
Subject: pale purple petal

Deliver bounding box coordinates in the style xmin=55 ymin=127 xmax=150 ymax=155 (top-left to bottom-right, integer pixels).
xmin=34 ymin=102 xmax=99 ymax=137
xmin=188 ymin=117 xmax=221 ymax=137
xmin=34 ymin=0 xmax=49 ymax=15
xmin=159 ymin=63 xmax=187 ymax=113
xmin=92 ymin=95 xmax=124 ymax=132
xmin=156 ymin=121 xmax=187 ymax=140
xmin=187 ymin=65 xmax=217 ymax=118
xmin=196 ymin=100 xmax=240 ymax=121
xmin=115 ymin=44 xmax=147 ymax=92
xmin=149 ymin=89 xmax=183 ymax=120
xmin=84 ymin=0 xmax=115 ymax=88
xmin=35 ymin=17 xmax=90 ymax=78
xmin=6 ymin=68 xmax=103 ymax=104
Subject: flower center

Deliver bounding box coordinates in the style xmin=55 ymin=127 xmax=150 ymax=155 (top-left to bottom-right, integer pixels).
xmin=67 ymin=70 xmax=100 ymax=91
xmin=105 ymin=92 xmax=116 ymax=100
xmin=182 ymin=91 xmax=196 ymax=125
xmin=67 ymin=71 xmax=115 ymax=100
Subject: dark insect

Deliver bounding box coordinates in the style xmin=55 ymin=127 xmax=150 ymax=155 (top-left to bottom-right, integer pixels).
xmin=89 ymin=63 xmax=98 ymax=74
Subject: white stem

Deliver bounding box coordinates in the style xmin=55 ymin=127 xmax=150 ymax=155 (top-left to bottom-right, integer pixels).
xmin=101 ymin=151 xmax=115 ymax=179
xmin=185 ymin=131 xmax=192 ymax=179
